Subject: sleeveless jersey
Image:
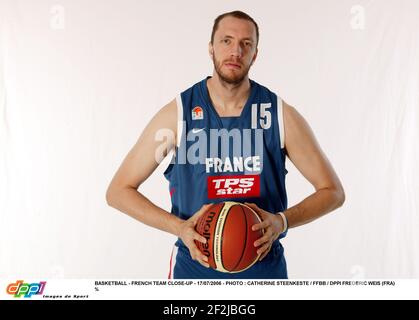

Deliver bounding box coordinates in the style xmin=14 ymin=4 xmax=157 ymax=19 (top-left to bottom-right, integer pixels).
xmin=164 ymin=76 xmax=288 ymax=279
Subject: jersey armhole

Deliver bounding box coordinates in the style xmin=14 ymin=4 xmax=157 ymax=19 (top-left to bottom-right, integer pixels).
xmin=175 ymin=93 xmax=184 ymax=148
xmin=163 ymin=93 xmax=184 ymax=179
xmin=277 ymin=95 xmax=285 ymax=149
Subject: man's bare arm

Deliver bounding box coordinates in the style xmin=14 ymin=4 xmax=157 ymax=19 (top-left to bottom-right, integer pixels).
xmin=105 ymin=99 xmax=209 ymax=267
xmin=105 ymin=99 xmax=183 ymax=237
xmin=283 ymin=101 xmax=345 ymax=228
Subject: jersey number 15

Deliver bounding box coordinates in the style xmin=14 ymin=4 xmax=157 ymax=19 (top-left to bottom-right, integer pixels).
xmin=251 ymin=103 xmax=272 ymax=129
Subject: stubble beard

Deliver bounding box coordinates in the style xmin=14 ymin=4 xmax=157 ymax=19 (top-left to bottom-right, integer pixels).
xmin=212 ymin=54 xmax=251 ymax=86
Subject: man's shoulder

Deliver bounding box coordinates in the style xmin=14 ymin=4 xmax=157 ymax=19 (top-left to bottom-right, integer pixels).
xmin=179 ymin=77 xmax=207 ymax=95
xmin=176 ymin=77 xmax=207 ymax=112
xmin=251 ymin=79 xmax=284 ymax=104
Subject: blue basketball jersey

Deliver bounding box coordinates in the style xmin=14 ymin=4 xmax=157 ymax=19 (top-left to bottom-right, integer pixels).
xmin=164 ymin=76 xmax=288 ymax=279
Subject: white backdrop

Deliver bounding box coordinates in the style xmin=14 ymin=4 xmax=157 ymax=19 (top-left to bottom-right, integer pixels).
xmin=1 ymin=0 xmax=418 ymax=279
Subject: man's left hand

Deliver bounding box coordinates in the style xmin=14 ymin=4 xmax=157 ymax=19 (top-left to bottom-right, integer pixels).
xmin=244 ymin=202 xmax=284 ymax=261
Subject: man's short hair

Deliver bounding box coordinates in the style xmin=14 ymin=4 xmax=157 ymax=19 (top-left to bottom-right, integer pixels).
xmin=211 ymin=10 xmax=259 ymax=47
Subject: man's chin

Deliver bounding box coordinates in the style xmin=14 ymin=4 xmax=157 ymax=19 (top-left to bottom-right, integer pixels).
xmin=218 ymin=72 xmax=247 ymax=85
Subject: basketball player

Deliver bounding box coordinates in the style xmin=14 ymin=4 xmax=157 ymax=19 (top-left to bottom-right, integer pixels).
xmin=106 ymin=11 xmax=345 ymax=278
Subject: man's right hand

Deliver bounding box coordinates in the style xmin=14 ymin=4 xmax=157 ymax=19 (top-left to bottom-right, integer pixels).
xmin=177 ymin=204 xmax=212 ymax=268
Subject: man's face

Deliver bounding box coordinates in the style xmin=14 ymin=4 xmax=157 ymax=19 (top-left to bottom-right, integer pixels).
xmin=209 ymin=16 xmax=258 ymax=85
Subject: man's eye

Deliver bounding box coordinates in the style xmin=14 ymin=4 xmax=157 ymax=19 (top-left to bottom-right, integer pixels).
xmin=223 ymin=39 xmax=230 ymax=44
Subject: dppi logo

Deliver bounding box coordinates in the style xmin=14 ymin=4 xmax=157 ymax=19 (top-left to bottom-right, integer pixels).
xmin=6 ymin=280 xmax=46 ymax=298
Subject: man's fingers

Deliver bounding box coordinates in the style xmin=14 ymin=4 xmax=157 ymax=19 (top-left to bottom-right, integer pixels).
xmin=193 ymin=204 xmax=212 ymax=220
xmin=254 ymin=234 xmax=270 ymax=247
xmin=199 ymin=203 xmax=212 ymax=213
xmin=191 ymin=204 xmax=212 ymax=226
xmin=244 ymin=202 xmax=259 ymax=212
xmin=191 ymin=249 xmax=209 ymax=268
xmin=252 ymin=220 xmax=269 ymax=231
xmin=259 ymin=245 xmax=271 ymax=261
xmin=187 ymin=238 xmax=210 ymax=267
xmin=256 ymin=242 xmax=271 ymax=256
xmin=195 ymin=250 xmax=209 ymax=263
xmin=192 ymin=256 xmax=209 ymax=268
xmin=198 ymin=260 xmax=210 ymax=268
xmin=193 ymin=232 xmax=207 ymax=244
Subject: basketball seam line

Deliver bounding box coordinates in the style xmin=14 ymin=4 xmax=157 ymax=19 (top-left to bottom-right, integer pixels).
xmin=218 ymin=203 xmax=228 ymax=271
xmin=231 ymin=204 xmax=248 ymax=272
xmin=212 ymin=202 xmax=224 ymax=270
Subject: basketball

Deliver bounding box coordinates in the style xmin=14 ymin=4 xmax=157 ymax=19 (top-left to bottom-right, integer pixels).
xmin=194 ymin=201 xmax=264 ymax=273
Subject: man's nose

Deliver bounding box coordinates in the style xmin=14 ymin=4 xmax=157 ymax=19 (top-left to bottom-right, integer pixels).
xmin=230 ymin=42 xmax=243 ymax=58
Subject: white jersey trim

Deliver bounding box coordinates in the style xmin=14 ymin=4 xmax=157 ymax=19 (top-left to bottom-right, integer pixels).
xmin=176 ymin=94 xmax=184 ymax=148
xmin=169 ymin=245 xmax=179 ymax=279
xmin=277 ymin=96 xmax=285 ymax=149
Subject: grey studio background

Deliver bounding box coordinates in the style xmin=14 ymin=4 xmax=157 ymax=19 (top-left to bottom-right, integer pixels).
xmin=0 ymin=0 xmax=418 ymax=279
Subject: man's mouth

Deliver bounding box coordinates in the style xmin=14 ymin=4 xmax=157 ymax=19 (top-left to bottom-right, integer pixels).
xmin=225 ymin=62 xmax=241 ymax=69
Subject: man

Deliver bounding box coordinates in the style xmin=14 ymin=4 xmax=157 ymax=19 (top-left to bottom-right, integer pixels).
xmin=106 ymin=10 xmax=345 ymax=279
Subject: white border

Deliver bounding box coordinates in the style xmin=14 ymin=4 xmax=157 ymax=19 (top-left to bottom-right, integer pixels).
xmin=2 ymin=279 xmax=418 ymax=300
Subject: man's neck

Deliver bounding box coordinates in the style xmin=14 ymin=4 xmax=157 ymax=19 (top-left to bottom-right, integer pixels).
xmin=207 ymin=73 xmax=251 ymax=116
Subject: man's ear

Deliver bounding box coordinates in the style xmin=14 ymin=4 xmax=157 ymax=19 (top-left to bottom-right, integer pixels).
xmin=208 ymin=41 xmax=214 ymax=58
xmin=250 ymin=47 xmax=258 ymax=66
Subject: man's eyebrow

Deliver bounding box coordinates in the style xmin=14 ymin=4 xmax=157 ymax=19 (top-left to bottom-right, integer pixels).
xmin=223 ymin=35 xmax=254 ymax=42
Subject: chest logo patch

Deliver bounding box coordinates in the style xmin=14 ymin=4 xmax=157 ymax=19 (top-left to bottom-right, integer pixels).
xmin=192 ymin=106 xmax=204 ymax=120
xmin=207 ymin=174 xmax=261 ymax=199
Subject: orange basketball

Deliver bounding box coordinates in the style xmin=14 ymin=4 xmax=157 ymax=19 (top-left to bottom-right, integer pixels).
xmin=194 ymin=201 xmax=263 ymax=273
